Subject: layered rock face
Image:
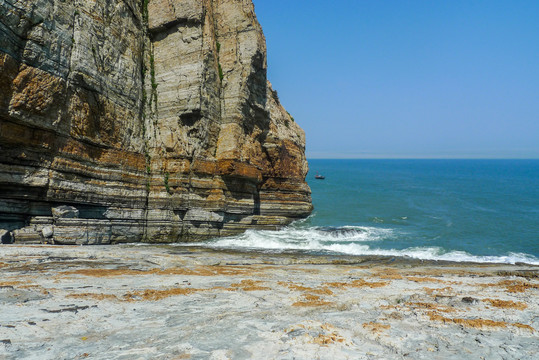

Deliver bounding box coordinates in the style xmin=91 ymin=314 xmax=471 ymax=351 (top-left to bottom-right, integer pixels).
xmin=0 ymin=0 xmax=312 ymax=244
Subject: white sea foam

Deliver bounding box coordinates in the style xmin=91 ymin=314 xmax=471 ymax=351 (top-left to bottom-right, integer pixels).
xmin=207 ymin=226 xmax=392 ymax=250
xmin=179 ymin=226 xmax=539 ymax=265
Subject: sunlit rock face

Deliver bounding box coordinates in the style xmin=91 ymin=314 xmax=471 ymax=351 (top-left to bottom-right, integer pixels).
xmin=0 ymin=0 xmax=312 ymax=244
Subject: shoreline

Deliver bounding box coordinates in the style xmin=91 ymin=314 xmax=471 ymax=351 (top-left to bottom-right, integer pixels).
xmin=125 ymin=242 xmax=539 ymax=268
xmin=1 ymin=245 xmax=538 ymax=359
xmin=6 ymin=242 xmax=539 ymax=267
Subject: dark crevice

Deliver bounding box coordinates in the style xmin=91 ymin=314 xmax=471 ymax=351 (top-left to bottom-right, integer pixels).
xmin=149 ymin=18 xmax=202 ymax=38
xmin=179 ymin=110 xmax=202 ymax=127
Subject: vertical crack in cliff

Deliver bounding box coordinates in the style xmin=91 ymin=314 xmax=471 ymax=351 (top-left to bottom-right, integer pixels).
xmin=140 ymin=0 xmax=151 ymax=241
xmin=120 ymin=0 xmax=142 ymax=28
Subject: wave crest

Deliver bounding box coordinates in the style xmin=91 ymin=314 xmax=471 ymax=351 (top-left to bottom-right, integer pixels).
xmin=179 ymin=226 xmax=539 ymax=265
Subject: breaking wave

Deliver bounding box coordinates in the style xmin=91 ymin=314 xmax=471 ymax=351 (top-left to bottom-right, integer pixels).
xmin=180 ymin=225 xmax=539 ymax=265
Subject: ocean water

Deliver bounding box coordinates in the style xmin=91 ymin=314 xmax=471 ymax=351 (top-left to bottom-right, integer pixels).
xmin=190 ymin=159 xmax=539 ymax=265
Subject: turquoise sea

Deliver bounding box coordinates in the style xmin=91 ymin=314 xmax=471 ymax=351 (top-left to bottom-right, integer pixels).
xmin=192 ymin=160 xmax=539 ymax=265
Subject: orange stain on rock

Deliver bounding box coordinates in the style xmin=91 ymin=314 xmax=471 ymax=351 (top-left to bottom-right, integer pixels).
xmin=292 ymin=294 xmax=335 ymax=307
xmin=229 ymin=279 xmax=269 ymax=291
xmin=427 ymin=312 xmax=535 ymax=331
xmin=312 ymin=333 xmax=345 ymax=346
xmin=325 ymin=279 xmax=389 ymax=289
xmin=363 ymin=322 xmax=391 ymax=333
xmin=61 ymin=268 xmax=149 ymax=277
xmin=423 ymin=286 xmax=455 ymax=296
xmin=278 ymin=281 xmax=333 ymax=295
xmin=480 ymin=280 xmax=539 ymax=293
xmin=406 ymin=302 xmax=458 ymax=313
xmin=61 ymin=265 xmax=257 ymax=278
xmin=123 ymin=287 xmax=200 ymax=301
xmin=483 ymin=298 xmax=527 ymax=310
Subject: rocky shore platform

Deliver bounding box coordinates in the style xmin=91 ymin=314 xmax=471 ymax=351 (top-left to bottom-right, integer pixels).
xmin=1 ymin=245 xmax=538 ymax=359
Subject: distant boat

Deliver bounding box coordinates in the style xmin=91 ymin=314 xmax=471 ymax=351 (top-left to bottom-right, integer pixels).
xmin=315 ymin=173 xmax=325 ymax=180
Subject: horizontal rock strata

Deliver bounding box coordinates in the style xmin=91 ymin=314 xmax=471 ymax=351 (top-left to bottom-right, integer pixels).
xmin=0 ymin=0 xmax=312 ymax=244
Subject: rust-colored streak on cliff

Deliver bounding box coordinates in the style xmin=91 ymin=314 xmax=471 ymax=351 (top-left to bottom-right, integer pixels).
xmin=0 ymin=0 xmax=312 ymax=244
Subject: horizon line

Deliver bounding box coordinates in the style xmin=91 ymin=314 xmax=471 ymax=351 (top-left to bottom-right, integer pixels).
xmin=307 ymin=157 xmax=539 ymax=160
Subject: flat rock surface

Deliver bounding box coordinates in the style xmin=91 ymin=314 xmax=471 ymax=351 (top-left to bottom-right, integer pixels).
xmin=0 ymin=245 xmax=538 ymax=359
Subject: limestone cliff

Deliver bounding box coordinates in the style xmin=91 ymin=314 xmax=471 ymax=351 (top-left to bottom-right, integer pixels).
xmin=0 ymin=0 xmax=312 ymax=244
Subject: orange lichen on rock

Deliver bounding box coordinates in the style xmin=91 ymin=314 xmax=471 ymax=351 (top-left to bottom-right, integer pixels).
xmin=379 ymin=273 xmax=404 ymax=280
xmin=61 ymin=265 xmax=256 ymax=278
xmin=0 ymin=281 xmax=24 ymax=287
xmin=428 ymin=312 xmax=507 ymax=329
xmin=483 ymin=298 xmax=528 ymax=310
xmin=123 ymin=288 xmax=200 ymax=301
xmin=61 ymin=268 xmax=150 ymax=277
xmin=499 ymin=280 xmax=539 ymax=293
xmin=480 ymin=279 xmax=539 ymax=293
xmin=198 ymin=265 xmax=258 ymax=276
xmin=278 ymin=281 xmax=333 ymax=295
xmin=312 ymin=333 xmax=345 ymax=346
xmin=19 ymin=284 xmax=41 ymax=289
xmin=512 ymin=323 xmax=536 ymax=331
xmin=159 ymin=265 xmax=258 ymax=277
xmin=371 ymin=268 xmax=403 ymax=280
xmin=320 ymin=323 xmax=336 ymax=331
xmin=406 ymin=302 xmax=457 ymax=313
xmin=427 ymin=312 xmax=535 ymax=331
xmin=325 ymin=279 xmax=389 ymax=289
xmin=229 ymin=279 xmax=269 ymax=291
xmin=363 ymin=322 xmax=390 ymax=333
xmin=292 ymin=294 xmax=335 ymax=307
xmin=423 ymin=286 xmax=454 ymax=296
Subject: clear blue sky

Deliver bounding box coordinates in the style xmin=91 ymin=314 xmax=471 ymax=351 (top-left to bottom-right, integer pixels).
xmin=253 ymin=0 xmax=539 ymax=159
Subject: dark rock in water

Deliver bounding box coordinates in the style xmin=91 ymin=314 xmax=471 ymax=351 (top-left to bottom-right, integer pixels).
xmin=316 ymin=227 xmax=364 ymax=237
xmin=0 ymin=229 xmax=13 ymax=244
